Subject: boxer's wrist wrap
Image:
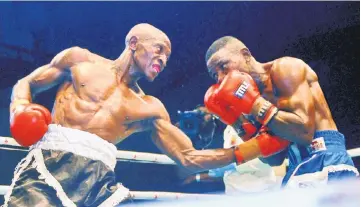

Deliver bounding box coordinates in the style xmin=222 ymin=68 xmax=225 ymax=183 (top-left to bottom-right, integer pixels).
xmin=254 ymin=97 xmax=278 ymax=126
xmin=233 ymin=146 xmax=245 ymax=165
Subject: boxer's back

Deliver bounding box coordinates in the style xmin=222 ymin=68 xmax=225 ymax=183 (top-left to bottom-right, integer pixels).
xmin=271 ymin=57 xmax=337 ymax=132
xmin=52 ymin=49 xmax=159 ymax=143
xmin=305 ymin=65 xmax=337 ymax=131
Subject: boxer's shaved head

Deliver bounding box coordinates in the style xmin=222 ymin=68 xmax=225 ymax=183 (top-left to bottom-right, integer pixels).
xmin=125 ymin=23 xmax=171 ymax=50
xmin=206 ymin=36 xmax=248 ymax=63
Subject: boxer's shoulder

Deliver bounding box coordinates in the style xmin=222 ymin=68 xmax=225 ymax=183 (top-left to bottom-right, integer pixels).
xmin=52 ymin=46 xmax=90 ymax=68
xmin=272 ymin=57 xmax=318 ymax=85
xmin=270 ymin=57 xmax=308 ymax=92
xmin=272 ymin=56 xmax=307 ymax=74
xmin=65 ymin=47 xmax=112 ymax=64
xmin=143 ymin=96 xmax=165 ymax=111
xmin=143 ymin=96 xmax=170 ymax=121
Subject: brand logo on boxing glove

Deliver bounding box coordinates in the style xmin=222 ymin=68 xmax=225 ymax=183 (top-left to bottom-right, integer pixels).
xmin=235 ymin=81 xmax=250 ymax=98
xmin=258 ymin=100 xmax=272 ymax=119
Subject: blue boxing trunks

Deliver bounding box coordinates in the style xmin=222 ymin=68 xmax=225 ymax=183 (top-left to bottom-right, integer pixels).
xmin=3 ymin=124 xmax=130 ymax=207
xmin=282 ymin=130 xmax=359 ymax=188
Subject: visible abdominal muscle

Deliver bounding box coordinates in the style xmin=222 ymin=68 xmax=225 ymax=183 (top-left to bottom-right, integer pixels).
xmin=54 ymin=91 xmax=102 ymax=126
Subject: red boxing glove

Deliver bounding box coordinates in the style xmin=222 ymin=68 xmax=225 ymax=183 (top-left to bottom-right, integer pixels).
xmin=204 ymin=79 xmax=260 ymax=139
xmin=211 ymin=70 xmax=278 ymax=125
xmin=233 ymin=126 xmax=290 ymax=164
xmin=256 ymin=126 xmax=290 ymax=158
xmin=10 ymin=103 xmax=52 ymax=147
xmin=232 ymin=114 xmax=260 ymax=141
xmin=204 ymin=83 xmax=238 ymax=125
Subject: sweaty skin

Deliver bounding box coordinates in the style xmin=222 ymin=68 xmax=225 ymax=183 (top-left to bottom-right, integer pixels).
xmin=206 ymin=41 xmax=337 ymax=162
xmin=10 ymin=24 xmax=235 ymax=173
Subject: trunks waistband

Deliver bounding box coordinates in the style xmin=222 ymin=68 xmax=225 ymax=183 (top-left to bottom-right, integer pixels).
xmin=30 ymin=124 xmax=117 ymax=170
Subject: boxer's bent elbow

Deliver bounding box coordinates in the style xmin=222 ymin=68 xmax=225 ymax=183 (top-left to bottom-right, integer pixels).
xmin=270 ymin=113 xmax=314 ymax=146
xmin=295 ymin=108 xmax=316 ymax=145
xmin=298 ymin=119 xmax=314 ymax=145
xmin=286 ymin=128 xmax=313 ymax=146
xmin=299 ymin=132 xmax=313 ymax=146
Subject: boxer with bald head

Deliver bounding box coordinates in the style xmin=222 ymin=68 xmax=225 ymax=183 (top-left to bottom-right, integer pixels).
xmin=6 ymin=24 xmax=236 ymax=207
xmin=204 ymin=36 xmax=359 ymax=188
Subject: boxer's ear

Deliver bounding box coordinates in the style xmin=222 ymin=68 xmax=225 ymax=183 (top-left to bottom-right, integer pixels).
xmin=240 ymin=48 xmax=252 ymax=63
xmin=129 ymin=36 xmax=138 ymax=51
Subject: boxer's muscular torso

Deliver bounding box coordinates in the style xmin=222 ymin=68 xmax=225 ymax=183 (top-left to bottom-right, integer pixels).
xmin=262 ymin=57 xmax=337 ymax=133
xmin=33 ymin=47 xmax=164 ymax=144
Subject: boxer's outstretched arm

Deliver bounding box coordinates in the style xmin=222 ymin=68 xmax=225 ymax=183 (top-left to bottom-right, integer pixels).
xmin=150 ymin=101 xmax=235 ymax=172
xmin=260 ymin=59 xmax=316 ymax=145
xmin=152 ymin=119 xmax=235 ymax=172
xmin=10 ymin=47 xmax=83 ymax=111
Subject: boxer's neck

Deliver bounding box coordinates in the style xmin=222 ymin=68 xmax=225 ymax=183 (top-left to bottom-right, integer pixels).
xmin=114 ymin=50 xmax=140 ymax=87
xmin=249 ymin=61 xmax=270 ymax=93
xmin=260 ymin=61 xmax=274 ymax=94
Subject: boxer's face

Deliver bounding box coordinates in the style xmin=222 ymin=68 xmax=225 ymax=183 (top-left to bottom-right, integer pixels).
xmin=206 ymin=46 xmax=252 ymax=83
xmin=207 ymin=48 xmax=242 ymax=83
xmin=133 ymin=35 xmax=171 ymax=82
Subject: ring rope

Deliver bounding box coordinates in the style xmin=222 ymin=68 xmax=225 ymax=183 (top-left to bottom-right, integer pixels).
xmin=0 ymin=136 xmax=176 ymax=165
xmin=1 ymin=136 xmax=360 ymax=166
xmin=0 ymin=185 xmax=220 ymax=200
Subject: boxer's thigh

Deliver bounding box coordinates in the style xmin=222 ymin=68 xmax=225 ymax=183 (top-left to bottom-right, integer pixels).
xmin=284 ymin=151 xmax=359 ymax=188
xmin=42 ymin=149 xmax=119 ymax=206
xmin=325 ymin=151 xmax=359 ymax=182
xmin=7 ymin=158 xmax=62 ymax=207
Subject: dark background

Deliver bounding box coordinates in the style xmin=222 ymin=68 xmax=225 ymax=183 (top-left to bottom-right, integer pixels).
xmin=0 ymin=1 xmax=359 ymax=202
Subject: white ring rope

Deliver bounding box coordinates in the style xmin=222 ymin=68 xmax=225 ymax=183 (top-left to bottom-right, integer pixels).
xmin=1 ymin=136 xmax=359 ymax=166
xmin=0 ymin=184 xmax=219 ymax=200
xmin=0 ymin=136 xmax=176 ymax=165
xmin=0 ymin=185 xmax=8 ymax=196
xmin=128 ymin=191 xmax=220 ymax=200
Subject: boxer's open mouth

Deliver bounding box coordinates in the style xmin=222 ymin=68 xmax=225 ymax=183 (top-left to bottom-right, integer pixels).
xmin=152 ymin=64 xmax=161 ymax=73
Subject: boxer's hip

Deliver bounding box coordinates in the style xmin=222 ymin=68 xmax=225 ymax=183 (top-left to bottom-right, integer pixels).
xmin=6 ymin=149 xmax=127 ymax=207
xmin=4 ymin=124 xmax=128 ymax=207
xmin=31 ymin=124 xmax=117 ymax=171
xmin=283 ymin=130 xmax=359 ymax=188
